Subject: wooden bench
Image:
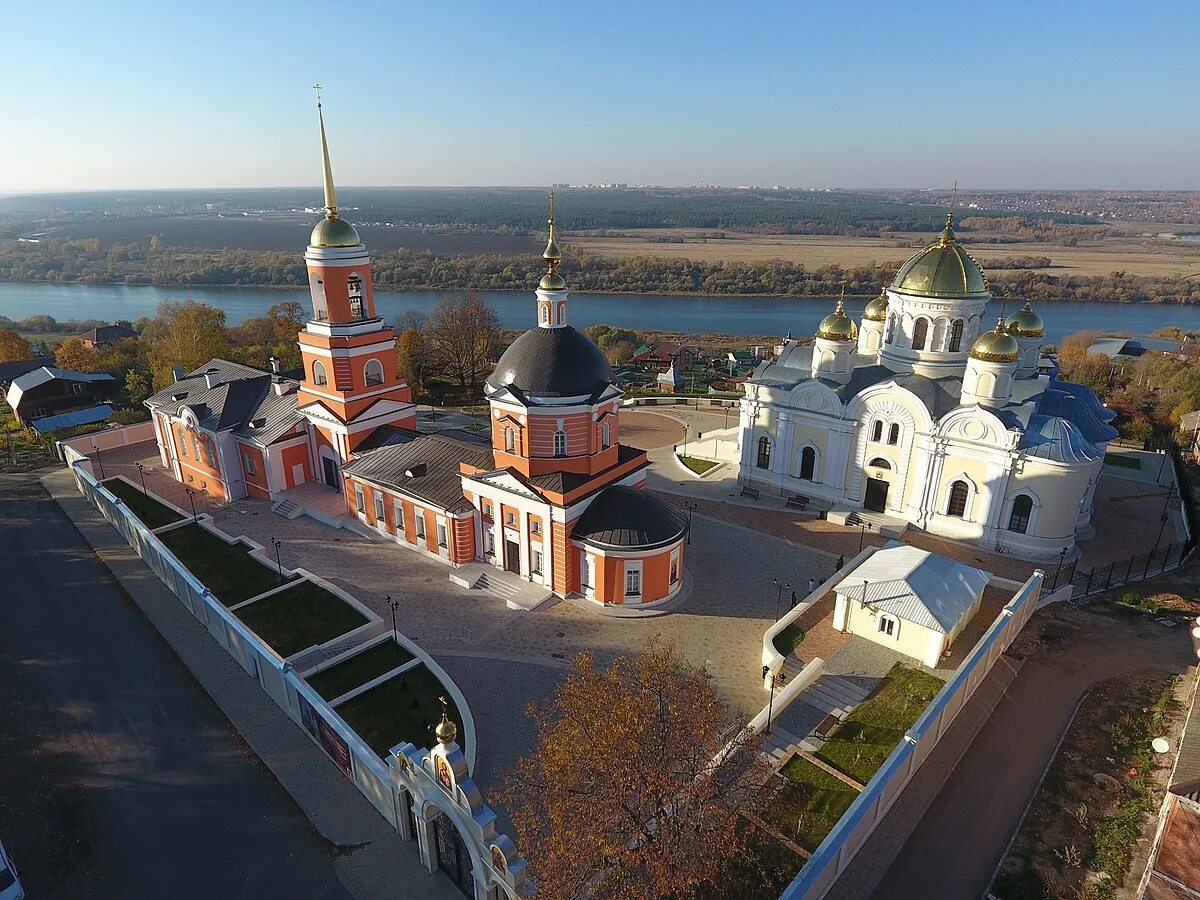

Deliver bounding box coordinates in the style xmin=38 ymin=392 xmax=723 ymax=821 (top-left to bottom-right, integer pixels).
xmin=814 ymin=713 xmax=841 ymax=741
xmin=785 ymin=494 xmax=809 ymax=511
xmin=740 ymin=485 xmax=761 ymax=500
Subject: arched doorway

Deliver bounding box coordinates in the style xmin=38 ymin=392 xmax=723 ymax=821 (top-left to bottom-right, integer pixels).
xmin=433 ymin=810 xmax=474 ymax=896
xmin=864 ymin=457 xmax=891 ymax=513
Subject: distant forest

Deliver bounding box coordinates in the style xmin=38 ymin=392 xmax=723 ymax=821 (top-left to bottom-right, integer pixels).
xmin=2 ymin=238 xmax=1199 ymax=304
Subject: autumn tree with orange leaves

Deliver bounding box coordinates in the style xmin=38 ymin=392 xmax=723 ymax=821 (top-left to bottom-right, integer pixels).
xmin=493 ymin=639 xmax=779 ymax=900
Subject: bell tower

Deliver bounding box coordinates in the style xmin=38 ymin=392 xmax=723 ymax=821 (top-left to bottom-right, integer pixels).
xmin=296 ymin=86 xmax=415 ymax=468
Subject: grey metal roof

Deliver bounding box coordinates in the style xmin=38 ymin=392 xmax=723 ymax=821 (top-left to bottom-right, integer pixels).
xmin=572 ymin=485 xmax=689 ymax=550
xmin=835 ymin=542 xmax=991 ymax=633
xmin=144 ymin=358 xmax=303 ymax=446
xmin=354 ymin=424 xmax=422 ymax=452
xmin=0 ymin=355 xmax=54 ymax=384
xmin=1019 ymin=415 xmax=1105 ymax=463
xmin=1037 ymin=387 xmax=1119 ymax=444
xmin=30 ymin=404 xmax=113 ymax=434
xmin=486 ymin=326 xmax=614 ymax=399
xmin=342 ymin=431 xmax=494 ymax=511
xmin=526 ymin=444 xmax=646 ymax=496
xmin=6 ymin=366 xmax=116 ymax=408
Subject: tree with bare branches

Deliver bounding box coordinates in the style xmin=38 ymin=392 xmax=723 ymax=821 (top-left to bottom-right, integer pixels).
xmin=422 ymin=291 xmax=499 ymax=398
xmin=493 ymin=638 xmax=774 ymax=900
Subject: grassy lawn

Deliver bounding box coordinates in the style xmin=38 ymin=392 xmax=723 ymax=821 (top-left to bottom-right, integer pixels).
xmin=680 ymin=455 xmax=718 ymax=475
xmin=1103 ymin=453 xmax=1141 ymax=470
xmin=159 ymin=523 xmax=287 ymax=605
xmin=772 ymin=622 xmax=805 ymax=657
xmin=306 ymin=640 xmax=416 ymax=701
xmin=762 ymin=756 xmax=860 ymax=853
xmin=463 ymin=422 xmax=487 ymax=432
xmin=423 ymin=411 xmax=445 ymax=420
xmin=817 ymin=664 xmax=944 ymax=785
xmin=102 ymin=477 xmax=183 ymax=529
xmin=334 ymin=664 xmax=464 ymax=758
xmin=700 ymin=824 xmax=806 ymax=899
xmin=235 ymin=580 xmax=368 ymax=658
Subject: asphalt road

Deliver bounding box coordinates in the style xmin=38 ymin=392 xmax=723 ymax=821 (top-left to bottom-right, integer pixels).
xmin=872 ymin=604 xmax=1196 ymax=900
xmin=0 ymin=474 xmax=353 ymax=899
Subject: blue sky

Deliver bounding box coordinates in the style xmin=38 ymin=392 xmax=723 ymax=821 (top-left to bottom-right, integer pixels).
xmin=5 ymin=0 xmax=1196 ymax=191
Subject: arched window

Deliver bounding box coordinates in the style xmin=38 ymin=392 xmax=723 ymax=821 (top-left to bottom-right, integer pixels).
xmin=888 ymin=423 xmax=900 ymax=446
xmin=312 ymin=360 xmax=328 ymax=386
xmin=541 ymin=305 xmax=550 ymax=325
xmin=504 ymin=427 xmax=516 ymax=453
xmin=347 ymin=273 xmax=364 ymax=319
xmin=756 ymin=436 xmax=771 ymax=469
xmin=553 ymin=430 xmax=567 ymax=457
xmin=363 ymin=358 xmax=384 ymax=386
xmin=799 ymin=446 xmax=816 ymax=481
xmin=868 ymin=457 xmax=891 ymax=470
xmin=877 ymin=613 xmax=899 ymax=638
xmin=912 ymin=318 xmax=929 ymax=351
xmin=309 ymin=273 xmax=328 ymax=321
xmin=949 ymin=319 xmax=965 ymax=352
xmin=978 ymin=372 xmax=996 ymax=398
xmin=947 ymin=480 xmax=970 ymax=518
xmin=1008 ymin=494 xmax=1033 ymax=533
xmin=871 ymin=420 xmax=883 ymax=442
xmin=601 ymin=421 xmax=611 ymax=449
xmin=885 ymin=314 xmax=896 ymax=343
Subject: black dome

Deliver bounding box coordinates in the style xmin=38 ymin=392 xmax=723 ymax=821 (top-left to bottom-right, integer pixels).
xmin=573 ymin=486 xmax=689 ymax=550
xmin=487 ymin=326 xmax=614 ymax=399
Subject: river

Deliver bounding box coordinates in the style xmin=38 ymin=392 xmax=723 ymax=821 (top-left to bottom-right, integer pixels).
xmin=1 ymin=281 xmax=1198 ymax=345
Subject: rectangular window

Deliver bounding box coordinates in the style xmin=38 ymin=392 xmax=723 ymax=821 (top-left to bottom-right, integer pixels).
xmin=245 ymin=454 xmax=256 ymax=476
xmin=192 ymin=434 xmax=201 ymax=462
xmin=394 ymin=501 xmax=405 ymax=536
xmin=482 ymin=502 xmax=492 ymax=519
xmin=415 ymin=513 xmax=426 ymax=540
xmin=505 ymin=510 xmax=516 ymax=526
xmin=670 ymin=549 xmax=680 ymax=585
xmin=179 ymin=431 xmax=188 ymax=456
xmin=374 ymin=493 xmax=385 ymax=524
xmin=531 ymin=548 xmax=542 ymax=576
xmin=625 ymin=564 xmax=642 ymax=597
xmin=72 ymin=382 xmax=87 ymax=394
xmin=437 ymin=522 xmax=447 ymax=549
xmin=484 ymin=528 xmax=495 ymax=555
xmin=530 ymin=519 xmax=541 ymax=535
xmin=355 ymin=485 xmax=365 ymax=514
xmin=877 ymin=615 xmax=897 ymax=637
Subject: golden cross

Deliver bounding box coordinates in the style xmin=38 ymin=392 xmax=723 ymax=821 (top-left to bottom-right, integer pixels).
xmin=548 ymin=188 xmax=556 ymax=226
xmin=313 ymin=82 xmax=323 ymax=106
xmin=949 ymin=179 xmax=959 ymax=217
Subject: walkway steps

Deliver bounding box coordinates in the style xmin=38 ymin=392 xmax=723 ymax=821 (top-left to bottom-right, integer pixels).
xmin=475 ymin=572 xmax=520 ymax=601
xmin=801 ymin=674 xmax=872 ymax=720
xmin=761 ymin=725 xmax=804 ymax=767
xmin=271 ymin=498 xmax=303 ymax=519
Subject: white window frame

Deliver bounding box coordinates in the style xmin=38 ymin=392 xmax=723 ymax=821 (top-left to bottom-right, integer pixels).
xmin=553 ymin=430 xmax=567 ymax=457
xmin=484 ymin=527 xmax=495 ymax=556
xmin=354 ymin=484 xmax=365 ymax=514
xmin=877 ymin=613 xmax=899 ymax=638
xmin=531 ymin=547 xmax=543 ymax=576
xmin=414 ymin=510 xmax=426 ymax=540
xmin=363 ymin=357 xmax=385 ymax=387
xmin=312 ymin=360 xmax=328 ymax=386
xmin=601 ymin=421 xmax=611 ymax=449
xmin=245 ymin=453 xmax=256 ymax=476
xmin=374 ymin=492 xmax=386 ymax=525
xmin=624 ymin=561 xmax=643 ymax=600
xmin=393 ymin=500 xmax=405 ymax=537
xmin=437 ymin=521 xmax=448 ymax=549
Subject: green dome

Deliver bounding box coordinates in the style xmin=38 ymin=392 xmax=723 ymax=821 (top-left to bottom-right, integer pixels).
xmin=1005 ymin=302 xmax=1045 ymax=338
xmin=970 ymin=320 xmax=1020 ymax=363
xmin=862 ymin=290 xmax=889 ymax=322
xmin=817 ymin=300 xmax=857 ymax=341
xmin=310 ymin=215 xmax=361 ymax=249
xmin=891 ymin=215 xmax=989 ymax=299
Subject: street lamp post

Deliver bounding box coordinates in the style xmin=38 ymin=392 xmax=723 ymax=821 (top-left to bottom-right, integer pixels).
xmin=92 ymin=443 xmax=105 ymax=479
xmin=772 ymin=576 xmax=790 ymax=622
xmin=270 ymin=536 xmax=284 ymax=585
xmin=1055 ymin=546 xmax=1068 ymax=588
xmin=762 ymin=665 xmax=788 ymax=735
xmin=387 ymin=594 xmax=400 ymax=636
xmin=1152 ymin=484 xmax=1176 ymax=559
xmin=858 ymin=520 xmax=871 ymax=553
xmin=134 ymin=461 xmax=147 ymax=495
xmin=184 ymin=487 xmax=197 ymax=522
xmin=685 ymin=500 xmax=697 ymax=545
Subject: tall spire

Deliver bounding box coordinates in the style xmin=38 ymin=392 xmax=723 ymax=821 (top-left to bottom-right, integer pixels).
xmin=539 ymin=189 xmax=566 ymax=291
xmin=314 ymin=83 xmax=339 ymax=220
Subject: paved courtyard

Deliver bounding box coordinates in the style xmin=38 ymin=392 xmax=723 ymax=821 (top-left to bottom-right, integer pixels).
xmin=80 ymin=441 xmax=836 ymax=795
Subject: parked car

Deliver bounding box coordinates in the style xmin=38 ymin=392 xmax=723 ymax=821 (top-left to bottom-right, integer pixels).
xmin=0 ymin=839 xmax=24 ymax=900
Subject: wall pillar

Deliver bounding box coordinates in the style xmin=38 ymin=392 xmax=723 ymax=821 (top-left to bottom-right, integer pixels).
xmin=416 ymin=809 xmax=438 ymax=874
xmin=397 ymin=790 xmax=415 ymax=841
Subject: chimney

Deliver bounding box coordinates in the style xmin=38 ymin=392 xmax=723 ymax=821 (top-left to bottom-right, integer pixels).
xmin=272 ymin=378 xmax=295 ymax=397
xmin=203 ymin=368 xmax=221 ymax=389
xmin=269 ymin=355 xmax=280 ymax=375
xmin=172 ymin=364 xmax=185 ymax=382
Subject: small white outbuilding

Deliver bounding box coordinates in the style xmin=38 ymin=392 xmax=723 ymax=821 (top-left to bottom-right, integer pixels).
xmin=832 ymin=542 xmax=991 ymax=668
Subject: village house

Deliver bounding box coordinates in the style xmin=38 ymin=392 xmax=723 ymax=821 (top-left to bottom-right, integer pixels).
xmin=5 ymin=366 xmax=116 ymax=430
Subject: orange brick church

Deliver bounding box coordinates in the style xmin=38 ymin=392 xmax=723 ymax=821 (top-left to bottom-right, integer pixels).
xmin=145 ymin=100 xmax=687 ymax=608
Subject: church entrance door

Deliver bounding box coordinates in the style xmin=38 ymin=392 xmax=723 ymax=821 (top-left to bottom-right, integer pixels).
xmin=505 ymin=539 xmax=521 ymax=575
xmin=864 ymin=477 xmax=889 ymax=513
xmin=433 ymin=810 xmax=473 ymax=896
xmin=322 ymin=456 xmax=339 ymax=491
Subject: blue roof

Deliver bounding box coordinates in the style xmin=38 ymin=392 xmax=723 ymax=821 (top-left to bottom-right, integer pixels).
xmin=31 ymin=404 xmax=114 ymax=434
xmin=1020 ymin=415 xmax=1104 ymax=463
xmin=1037 ymin=386 xmax=1119 ymax=443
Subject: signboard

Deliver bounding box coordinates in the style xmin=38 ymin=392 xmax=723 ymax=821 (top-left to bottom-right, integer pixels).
xmin=317 ymin=715 xmax=353 ymax=777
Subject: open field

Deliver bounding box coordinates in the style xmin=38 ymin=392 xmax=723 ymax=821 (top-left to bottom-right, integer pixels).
xmin=570 ymin=229 xmax=1200 ymax=279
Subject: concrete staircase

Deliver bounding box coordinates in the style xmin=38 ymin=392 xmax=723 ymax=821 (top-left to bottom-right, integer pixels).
xmin=474 ymin=571 xmax=522 ymax=603
xmin=271 ymin=498 xmax=303 ymax=519
xmin=780 ymin=654 xmax=808 ymax=685
xmin=761 ymin=724 xmax=805 ymax=767
xmin=802 ymin=674 xmax=873 ymax=719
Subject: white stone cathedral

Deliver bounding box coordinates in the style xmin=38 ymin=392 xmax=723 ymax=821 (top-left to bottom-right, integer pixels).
xmin=738 ymin=215 xmax=1117 ymax=561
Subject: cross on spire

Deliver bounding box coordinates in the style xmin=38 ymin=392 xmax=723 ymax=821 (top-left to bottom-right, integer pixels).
xmin=313 ymin=82 xmax=323 ymax=106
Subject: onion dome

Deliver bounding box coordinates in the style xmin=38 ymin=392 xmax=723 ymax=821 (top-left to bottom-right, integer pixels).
xmin=891 ymin=214 xmax=989 ymax=299
xmin=863 ymin=289 xmax=889 ymax=322
xmin=970 ymin=318 xmax=1020 ymax=363
xmin=310 ymin=215 xmax=361 ymax=248
xmin=435 ymin=701 xmax=458 ymax=744
xmin=539 ymin=189 xmax=566 ymax=291
xmin=817 ymin=299 xmax=858 ymax=341
xmin=487 ymin=327 xmax=613 ymax=398
xmin=1005 ymin=302 xmax=1045 ymax=338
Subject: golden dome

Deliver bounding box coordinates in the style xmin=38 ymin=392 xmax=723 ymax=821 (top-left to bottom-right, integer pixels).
xmin=891 ymin=214 xmax=989 ymax=299
xmin=1005 ymin=302 xmax=1045 ymax=338
xmin=863 ymin=290 xmax=889 ymax=322
xmin=435 ymin=700 xmax=458 ymax=744
xmin=970 ymin=319 xmax=1020 ymax=363
xmin=310 ymin=214 xmax=361 ymax=249
xmin=817 ymin=300 xmax=858 ymax=341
